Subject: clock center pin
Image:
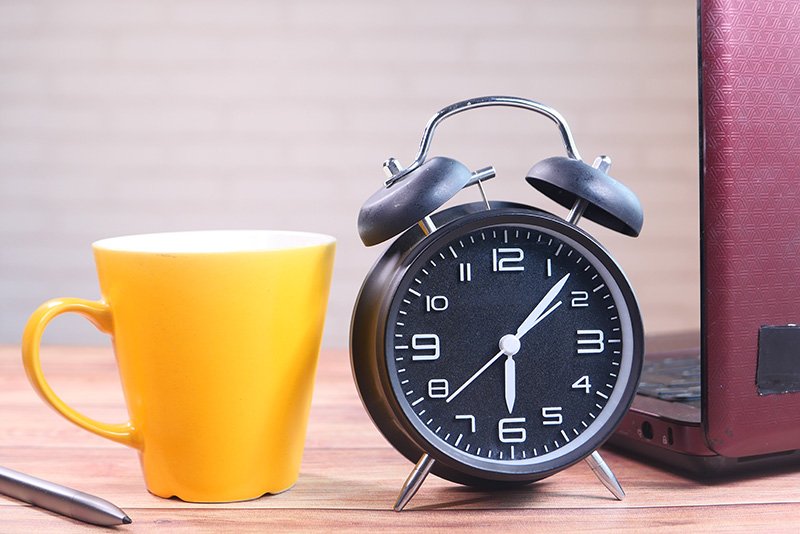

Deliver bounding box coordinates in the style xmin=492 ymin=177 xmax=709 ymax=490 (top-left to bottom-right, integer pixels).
xmin=499 ymin=334 xmax=521 ymax=356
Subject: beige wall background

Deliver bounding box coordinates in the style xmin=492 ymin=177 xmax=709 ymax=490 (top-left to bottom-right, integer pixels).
xmin=0 ymin=0 xmax=699 ymax=348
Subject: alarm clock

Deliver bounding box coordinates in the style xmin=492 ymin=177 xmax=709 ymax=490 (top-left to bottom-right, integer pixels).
xmin=350 ymin=96 xmax=644 ymax=511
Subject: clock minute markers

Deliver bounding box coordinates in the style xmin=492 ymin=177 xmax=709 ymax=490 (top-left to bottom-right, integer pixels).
xmin=391 ymin=226 xmax=628 ymax=475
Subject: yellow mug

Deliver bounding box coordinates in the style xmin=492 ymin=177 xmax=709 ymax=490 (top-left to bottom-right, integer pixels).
xmin=22 ymin=230 xmax=335 ymax=502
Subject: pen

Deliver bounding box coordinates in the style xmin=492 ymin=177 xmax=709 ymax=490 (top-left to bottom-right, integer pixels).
xmin=0 ymin=465 xmax=132 ymax=526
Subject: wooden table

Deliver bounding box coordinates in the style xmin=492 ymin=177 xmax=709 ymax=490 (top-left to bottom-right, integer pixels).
xmin=1 ymin=346 xmax=799 ymax=532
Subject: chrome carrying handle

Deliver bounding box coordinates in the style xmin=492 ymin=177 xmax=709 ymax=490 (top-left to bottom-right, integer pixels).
xmin=384 ymin=95 xmax=583 ymax=186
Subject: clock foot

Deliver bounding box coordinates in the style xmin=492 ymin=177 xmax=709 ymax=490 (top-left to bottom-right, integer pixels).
xmin=393 ymin=454 xmax=435 ymax=512
xmin=585 ymin=450 xmax=625 ymax=500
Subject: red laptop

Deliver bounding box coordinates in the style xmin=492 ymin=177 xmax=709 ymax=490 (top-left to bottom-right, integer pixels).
xmin=611 ymin=0 xmax=800 ymax=474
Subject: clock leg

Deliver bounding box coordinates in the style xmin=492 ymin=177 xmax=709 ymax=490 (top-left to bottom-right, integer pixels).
xmin=393 ymin=454 xmax=435 ymax=512
xmin=585 ymin=450 xmax=625 ymax=500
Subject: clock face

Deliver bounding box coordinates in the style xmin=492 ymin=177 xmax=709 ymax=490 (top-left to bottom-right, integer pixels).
xmin=383 ymin=216 xmax=638 ymax=475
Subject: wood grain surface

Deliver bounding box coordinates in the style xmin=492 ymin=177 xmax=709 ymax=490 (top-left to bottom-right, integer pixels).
xmin=1 ymin=346 xmax=799 ymax=532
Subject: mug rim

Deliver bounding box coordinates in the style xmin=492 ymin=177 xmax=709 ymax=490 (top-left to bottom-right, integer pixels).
xmin=92 ymin=230 xmax=336 ymax=254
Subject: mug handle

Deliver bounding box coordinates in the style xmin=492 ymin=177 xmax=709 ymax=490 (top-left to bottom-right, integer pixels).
xmin=21 ymin=298 xmax=141 ymax=449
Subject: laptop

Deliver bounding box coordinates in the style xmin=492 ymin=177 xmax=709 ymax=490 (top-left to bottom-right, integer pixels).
xmin=609 ymin=0 xmax=800 ymax=475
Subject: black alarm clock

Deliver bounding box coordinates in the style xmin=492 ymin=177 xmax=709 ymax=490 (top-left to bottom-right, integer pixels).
xmin=350 ymin=96 xmax=644 ymax=511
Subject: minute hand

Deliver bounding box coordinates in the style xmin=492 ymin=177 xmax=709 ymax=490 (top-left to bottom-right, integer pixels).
xmin=515 ymin=273 xmax=570 ymax=339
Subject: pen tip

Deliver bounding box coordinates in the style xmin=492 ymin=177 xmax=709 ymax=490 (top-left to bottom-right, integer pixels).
xmin=123 ymin=515 xmax=132 ymax=524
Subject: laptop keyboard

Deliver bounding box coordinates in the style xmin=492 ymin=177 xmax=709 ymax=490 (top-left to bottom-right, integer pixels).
xmin=638 ymin=356 xmax=701 ymax=402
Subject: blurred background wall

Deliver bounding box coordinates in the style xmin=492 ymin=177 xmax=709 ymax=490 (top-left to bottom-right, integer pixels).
xmin=0 ymin=0 xmax=698 ymax=348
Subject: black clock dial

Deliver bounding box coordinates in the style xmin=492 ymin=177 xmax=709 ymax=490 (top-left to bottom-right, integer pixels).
xmin=384 ymin=218 xmax=637 ymax=473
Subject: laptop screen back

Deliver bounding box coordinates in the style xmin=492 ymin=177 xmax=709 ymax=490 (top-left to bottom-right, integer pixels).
xmin=700 ymin=0 xmax=800 ymax=457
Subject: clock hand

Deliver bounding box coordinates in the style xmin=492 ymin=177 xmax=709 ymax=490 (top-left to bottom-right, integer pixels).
xmin=497 ymin=275 xmax=569 ymax=412
xmin=521 ymin=299 xmax=563 ymax=335
xmin=446 ymin=348 xmax=504 ymax=403
xmin=445 ymin=274 xmax=569 ymax=411
xmin=514 ymin=273 xmax=570 ymax=339
xmin=502 ymin=300 xmax=561 ymax=413
xmin=504 ymin=355 xmax=516 ymax=413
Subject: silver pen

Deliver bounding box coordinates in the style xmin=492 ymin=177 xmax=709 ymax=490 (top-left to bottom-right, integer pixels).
xmin=0 ymin=465 xmax=132 ymax=526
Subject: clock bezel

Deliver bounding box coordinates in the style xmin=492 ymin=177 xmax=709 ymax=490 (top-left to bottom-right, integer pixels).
xmin=350 ymin=203 xmax=644 ymax=485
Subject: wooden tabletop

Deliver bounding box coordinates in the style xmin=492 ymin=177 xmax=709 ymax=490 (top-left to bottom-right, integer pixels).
xmin=1 ymin=346 xmax=799 ymax=532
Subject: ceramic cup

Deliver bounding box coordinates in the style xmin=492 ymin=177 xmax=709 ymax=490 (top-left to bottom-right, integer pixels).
xmin=22 ymin=230 xmax=335 ymax=502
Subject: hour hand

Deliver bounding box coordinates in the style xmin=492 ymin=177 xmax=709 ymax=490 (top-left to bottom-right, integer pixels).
xmin=504 ymin=355 xmax=516 ymax=413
